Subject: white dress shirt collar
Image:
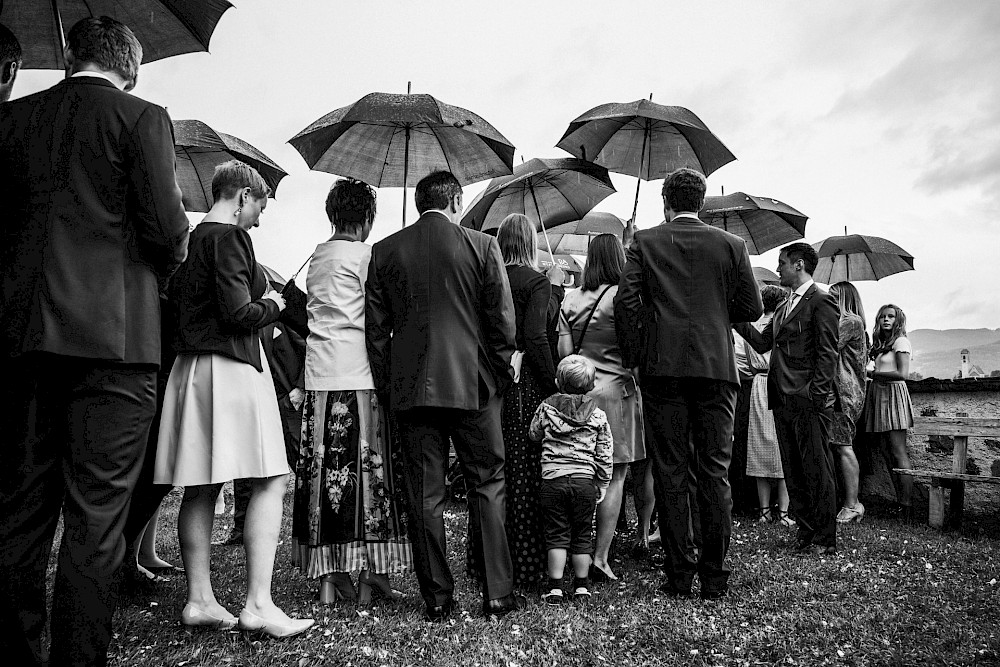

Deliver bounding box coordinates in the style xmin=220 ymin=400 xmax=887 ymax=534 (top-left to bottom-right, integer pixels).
xmin=71 ymin=71 xmax=124 ymax=90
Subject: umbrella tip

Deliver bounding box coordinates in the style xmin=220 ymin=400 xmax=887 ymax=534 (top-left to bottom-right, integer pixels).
xmin=407 ymin=81 xmax=411 ymax=94
xmin=649 ymin=93 xmax=653 ymax=100
xmin=580 ymin=145 xmax=588 ymax=161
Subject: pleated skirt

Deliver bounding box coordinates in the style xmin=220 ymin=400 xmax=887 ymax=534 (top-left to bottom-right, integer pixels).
xmin=863 ymin=379 xmax=914 ymax=433
xmin=154 ymin=348 xmax=289 ymax=486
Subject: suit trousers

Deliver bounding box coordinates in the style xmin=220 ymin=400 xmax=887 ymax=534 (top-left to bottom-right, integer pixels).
xmin=642 ymin=376 xmax=736 ymax=594
xmin=0 ymin=353 xmax=156 ymax=667
xmin=123 ymin=372 xmax=172 ymax=547
xmin=773 ymin=395 xmax=837 ymax=547
xmin=395 ymin=397 xmax=513 ymax=607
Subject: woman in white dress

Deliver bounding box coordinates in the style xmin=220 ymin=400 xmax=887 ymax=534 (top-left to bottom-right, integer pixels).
xmin=155 ymin=161 xmax=313 ymax=638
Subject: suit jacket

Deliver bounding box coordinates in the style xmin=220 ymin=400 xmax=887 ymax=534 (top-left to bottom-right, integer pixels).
xmin=169 ymin=222 xmax=281 ymax=371
xmin=260 ymin=321 xmax=306 ymax=399
xmin=734 ymin=283 xmax=840 ymax=409
xmin=613 ymin=216 xmax=762 ymax=384
xmin=0 ymin=77 xmax=189 ymax=366
xmin=365 ymin=211 xmax=516 ymax=411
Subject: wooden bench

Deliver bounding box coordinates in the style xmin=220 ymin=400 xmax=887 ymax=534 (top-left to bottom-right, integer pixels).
xmin=894 ymin=416 xmax=1000 ymax=530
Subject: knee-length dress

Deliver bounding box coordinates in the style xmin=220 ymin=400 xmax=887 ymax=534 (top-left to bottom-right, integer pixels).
xmin=291 ymin=239 xmax=411 ymax=576
xmin=740 ymin=317 xmax=782 ymax=479
xmin=831 ymin=313 xmax=867 ymax=446
xmin=559 ymin=284 xmax=644 ymax=464
xmin=155 ymin=222 xmax=289 ymax=486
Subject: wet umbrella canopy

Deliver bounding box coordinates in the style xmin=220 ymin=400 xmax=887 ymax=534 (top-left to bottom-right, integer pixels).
xmin=0 ymin=0 xmax=233 ymax=69
xmin=699 ymin=192 xmax=807 ymax=255
xmin=173 ymin=119 xmax=287 ymax=213
xmin=289 ymin=91 xmax=515 ymax=225
xmin=460 ymin=158 xmax=615 ymax=236
xmin=812 ymin=234 xmax=915 ymax=283
xmin=535 ymin=211 xmax=625 ymax=255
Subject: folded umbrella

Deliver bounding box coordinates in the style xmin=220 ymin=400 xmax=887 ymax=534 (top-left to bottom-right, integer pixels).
xmin=812 ymin=234 xmax=915 ymax=283
xmin=1 ymin=0 xmax=233 ymax=69
xmin=289 ymin=90 xmax=515 ymax=225
xmin=699 ymin=192 xmax=807 ymax=255
xmin=172 ymin=120 xmax=287 ymax=213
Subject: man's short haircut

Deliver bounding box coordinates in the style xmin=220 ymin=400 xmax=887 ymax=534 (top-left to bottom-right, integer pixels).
xmin=326 ymin=178 xmax=377 ymax=234
xmin=780 ymin=242 xmax=819 ymax=276
xmin=211 ymin=160 xmax=271 ymax=203
xmin=414 ymin=171 xmax=462 ymax=214
xmin=497 ymin=214 xmax=537 ymax=268
xmin=760 ymin=284 xmax=786 ymax=314
xmin=661 ymin=167 xmax=707 ymax=213
xmin=0 ymin=23 xmax=22 ymax=64
xmin=66 ymin=16 xmax=142 ymax=85
xmin=556 ymin=355 xmax=596 ymax=395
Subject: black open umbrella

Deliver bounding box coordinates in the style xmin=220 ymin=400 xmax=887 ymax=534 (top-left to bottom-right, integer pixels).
xmin=0 ymin=0 xmax=233 ymax=69
xmin=459 ymin=157 xmax=615 ymax=257
xmin=173 ymin=119 xmax=287 ymax=213
xmin=812 ymin=234 xmax=915 ymax=283
xmin=289 ymin=89 xmax=515 ymax=226
xmin=699 ymin=192 xmax=807 ymax=255
xmin=556 ymin=97 xmax=736 ymax=221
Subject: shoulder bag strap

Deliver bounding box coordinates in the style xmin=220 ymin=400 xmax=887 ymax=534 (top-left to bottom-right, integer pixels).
xmin=573 ymin=284 xmax=614 ymax=355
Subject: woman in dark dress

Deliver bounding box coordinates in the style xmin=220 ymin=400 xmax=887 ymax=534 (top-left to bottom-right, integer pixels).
xmin=468 ymin=213 xmax=561 ymax=591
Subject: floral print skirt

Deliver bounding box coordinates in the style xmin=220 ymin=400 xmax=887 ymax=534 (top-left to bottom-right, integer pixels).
xmin=292 ymin=389 xmax=411 ymax=577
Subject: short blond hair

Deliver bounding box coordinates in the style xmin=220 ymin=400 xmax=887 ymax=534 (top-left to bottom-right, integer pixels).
xmin=556 ymin=355 xmax=596 ymax=394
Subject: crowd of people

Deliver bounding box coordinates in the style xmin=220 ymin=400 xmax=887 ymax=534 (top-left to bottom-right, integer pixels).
xmin=0 ymin=17 xmax=918 ymax=667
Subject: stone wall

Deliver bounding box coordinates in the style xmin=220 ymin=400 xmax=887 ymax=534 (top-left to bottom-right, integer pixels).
xmin=861 ymin=377 xmax=1000 ymax=513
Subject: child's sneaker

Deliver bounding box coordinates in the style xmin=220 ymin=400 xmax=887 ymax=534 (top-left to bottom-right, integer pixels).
xmin=572 ymin=586 xmax=592 ymax=604
xmin=541 ymin=588 xmax=565 ymax=606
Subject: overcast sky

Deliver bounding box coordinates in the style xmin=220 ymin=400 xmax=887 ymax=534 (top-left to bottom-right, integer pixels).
xmin=14 ymin=0 xmax=1000 ymax=331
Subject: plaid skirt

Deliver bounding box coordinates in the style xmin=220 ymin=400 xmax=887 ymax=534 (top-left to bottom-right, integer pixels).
xmin=863 ymin=379 xmax=914 ymax=432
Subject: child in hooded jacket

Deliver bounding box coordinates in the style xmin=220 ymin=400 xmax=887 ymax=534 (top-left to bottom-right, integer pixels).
xmin=529 ymin=355 xmax=613 ymax=604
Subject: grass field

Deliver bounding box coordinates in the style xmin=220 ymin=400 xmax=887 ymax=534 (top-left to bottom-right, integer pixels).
xmin=100 ymin=487 xmax=1000 ymax=666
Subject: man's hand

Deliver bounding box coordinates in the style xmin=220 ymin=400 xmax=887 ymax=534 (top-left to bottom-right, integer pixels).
xmin=623 ymin=216 xmax=637 ymax=249
xmin=545 ymin=265 xmax=566 ymax=286
xmin=288 ymin=387 xmax=305 ymax=411
xmin=596 ymin=486 xmax=607 ymax=504
xmin=263 ymin=290 xmax=286 ymax=311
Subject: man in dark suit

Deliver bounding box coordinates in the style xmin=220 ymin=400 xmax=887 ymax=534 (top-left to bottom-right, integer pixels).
xmin=734 ymin=243 xmax=840 ymax=555
xmin=0 ymin=23 xmax=20 ymax=103
xmin=615 ymin=168 xmax=762 ymax=599
xmin=0 ymin=17 xmax=189 ymax=667
xmin=366 ymin=171 xmax=519 ymax=620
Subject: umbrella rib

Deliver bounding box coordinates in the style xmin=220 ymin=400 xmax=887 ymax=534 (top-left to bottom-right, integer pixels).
xmin=428 ymin=124 xmax=455 ymax=177
xmin=376 ymin=125 xmax=406 ymax=187
xmin=189 ymin=150 xmax=213 ymax=210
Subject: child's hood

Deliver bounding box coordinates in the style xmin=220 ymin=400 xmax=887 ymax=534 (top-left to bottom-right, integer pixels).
xmin=542 ymin=394 xmax=598 ymax=427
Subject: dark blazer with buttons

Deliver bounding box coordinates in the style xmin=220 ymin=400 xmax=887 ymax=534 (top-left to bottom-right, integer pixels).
xmin=0 ymin=76 xmax=189 ymax=366
xmin=734 ymin=282 xmax=840 ymax=409
xmin=168 ymin=222 xmax=281 ymax=371
xmin=365 ymin=211 xmax=517 ymax=412
xmin=614 ymin=216 xmax=763 ymax=384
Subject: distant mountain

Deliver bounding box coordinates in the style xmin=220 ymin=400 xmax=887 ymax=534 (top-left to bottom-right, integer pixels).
xmin=908 ymin=329 xmax=1000 ymax=379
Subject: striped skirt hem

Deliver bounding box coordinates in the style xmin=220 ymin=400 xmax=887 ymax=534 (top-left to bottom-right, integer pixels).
xmin=863 ymin=380 xmax=914 ymax=432
xmin=293 ymin=538 xmax=412 ymax=578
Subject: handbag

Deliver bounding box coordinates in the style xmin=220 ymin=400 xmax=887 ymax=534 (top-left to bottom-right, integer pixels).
xmin=571 ymin=284 xmax=615 ymax=355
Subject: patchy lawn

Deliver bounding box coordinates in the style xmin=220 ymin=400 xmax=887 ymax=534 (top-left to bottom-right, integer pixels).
xmin=98 ymin=487 xmax=1000 ymax=666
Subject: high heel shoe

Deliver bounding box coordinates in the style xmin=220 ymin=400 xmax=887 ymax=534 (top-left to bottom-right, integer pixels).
xmin=357 ymin=571 xmax=403 ymax=605
xmin=836 ymin=503 xmax=864 ymax=524
xmin=319 ymin=572 xmax=356 ymax=604
xmin=237 ymin=609 xmax=314 ymax=639
xmin=181 ymin=604 xmax=237 ymax=630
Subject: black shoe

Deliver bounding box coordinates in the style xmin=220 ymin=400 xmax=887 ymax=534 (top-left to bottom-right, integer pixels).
xmin=657 ymin=581 xmax=694 ymax=599
xmin=424 ymin=599 xmax=455 ymax=622
xmin=482 ymin=593 xmax=524 ymax=617
xmin=700 ymin=587 xmax=728 ymax=600
xmin=213 ymin=532 xmax=243 ymax=547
